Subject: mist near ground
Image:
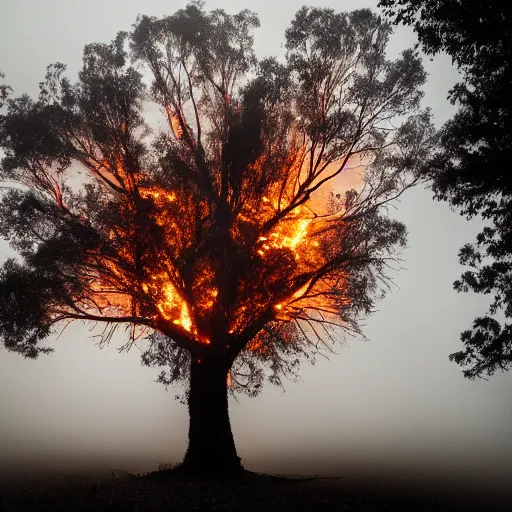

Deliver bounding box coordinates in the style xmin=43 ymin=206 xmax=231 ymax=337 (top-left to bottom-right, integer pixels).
xmin=0 ymin=0 xmax=511 ymax=495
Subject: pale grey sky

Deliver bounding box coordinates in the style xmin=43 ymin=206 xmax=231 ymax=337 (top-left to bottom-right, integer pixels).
xmin=0 ymin=0 xmax=511 ymax=489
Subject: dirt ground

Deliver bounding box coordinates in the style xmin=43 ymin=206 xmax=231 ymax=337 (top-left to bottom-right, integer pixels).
xmin=1 ymin=468 xmax=511 ymax=512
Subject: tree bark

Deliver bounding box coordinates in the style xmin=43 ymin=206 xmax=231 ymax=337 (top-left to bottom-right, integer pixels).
xmin=181 ymin=355 xmax=242 ymax=476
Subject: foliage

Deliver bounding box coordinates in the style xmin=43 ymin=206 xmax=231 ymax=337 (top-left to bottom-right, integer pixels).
xmin=1 ymin=72 xmax=11 ymax=108
xmin=0 ymin=3 xmax=433 ymax=395
xmin=379 ymin=0 xmax=512 ymax=378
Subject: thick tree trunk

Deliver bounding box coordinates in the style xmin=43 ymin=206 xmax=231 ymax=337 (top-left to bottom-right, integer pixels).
xmin=180 ymin=356 xmax=242 ymax=476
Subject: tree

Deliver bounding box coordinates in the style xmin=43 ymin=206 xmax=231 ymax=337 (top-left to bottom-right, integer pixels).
xmin=0 ymin=3 xmax=433 ymax=475
xmin=379 ymin=0 xmax=512 ymax=379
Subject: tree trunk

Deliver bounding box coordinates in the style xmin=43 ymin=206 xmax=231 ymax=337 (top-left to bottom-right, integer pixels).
xmin=181 ymin=356 xmax=242 ymax=476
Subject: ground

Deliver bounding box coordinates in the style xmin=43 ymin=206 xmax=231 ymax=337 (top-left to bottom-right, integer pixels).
xmin=1 ymin=467 xmax=510 ymax=511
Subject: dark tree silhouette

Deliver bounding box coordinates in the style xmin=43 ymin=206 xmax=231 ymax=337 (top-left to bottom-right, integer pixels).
xmin=0 ymin=4 xmax=433 ymax=475
xmin=0 ymin=72 xmax=11 ymax=110
xmin=380 ymin=0 xmax=512 ymax=379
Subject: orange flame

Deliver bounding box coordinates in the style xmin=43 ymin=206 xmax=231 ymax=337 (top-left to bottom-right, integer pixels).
xmin=79 ymin=131 xmax=361 ymax=348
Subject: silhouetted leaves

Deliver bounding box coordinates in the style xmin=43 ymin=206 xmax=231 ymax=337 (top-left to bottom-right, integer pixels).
xmin=0 ymin=71 xmax=11 ymax=109
xmin=0 ymin=259 xmax=56 ymax=358
xmin=380 ymin=0 xmax=512 ymax=378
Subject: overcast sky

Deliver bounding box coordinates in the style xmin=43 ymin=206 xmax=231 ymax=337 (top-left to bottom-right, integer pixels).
xmin=1 ymin=0 xmax=511 ymax=488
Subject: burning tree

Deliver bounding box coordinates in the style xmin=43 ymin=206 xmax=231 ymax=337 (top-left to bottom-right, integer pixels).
xmin=0 ymin=4 xmax=434 ymax=474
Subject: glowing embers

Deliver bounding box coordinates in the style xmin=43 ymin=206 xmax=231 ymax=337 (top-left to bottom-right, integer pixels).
xmin=258 ymin=213 xmax=347 ymax=322
xmin=140 ymin=187 xmax=177 ymax=204
xmin=161 ymin=282 xmax=192 ymax=331
xmin=246 ymin=337 xmax=268 ymax=353
xmin=139 ymin=187 xmax=178 ymax=230
xmin=228 ymin=196 xmax=337 ymax=332
xmin=201 ymin=288 xmax=218 ymax=310
xmin=143 ymin=274 xmax=198 ymax=337
xmin=80 ymin=140 xmax=353 ymax=344
xmin=192 ymin=263 xmax=219 ymax=315
xmin=257 ymin=216 xmax=313 ymax=259
xmin=227 ymin=305 xmax=248 ymax=336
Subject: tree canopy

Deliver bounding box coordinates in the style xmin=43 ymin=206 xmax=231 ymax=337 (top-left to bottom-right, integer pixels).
xmin=380 ymin=0 xmax=512 ymax=379
xmin=0 ymin=3 xmax=432 ymax=395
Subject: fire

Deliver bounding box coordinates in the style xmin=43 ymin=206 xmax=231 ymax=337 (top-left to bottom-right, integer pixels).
xmin=140 ymin=188 xmax=177 ymax=203
xmin=258 ymin=215 xmax=313 ymax=256
xmin=159 ymin=282 xmax=192 ymax=331
xmin=78 ymin=143 xmax=357 ymax=347
xmin=72 ymin=90 xmax=361 ymax=351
